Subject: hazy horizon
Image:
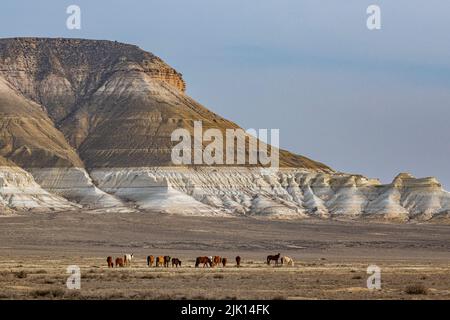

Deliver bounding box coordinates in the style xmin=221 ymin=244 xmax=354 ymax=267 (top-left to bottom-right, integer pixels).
xmin=1 ymin=0 xmax=449 ymax=188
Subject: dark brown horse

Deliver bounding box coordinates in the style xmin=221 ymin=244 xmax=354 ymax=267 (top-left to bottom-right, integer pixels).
xmin=147 ymin=255 xmax=154 ymax=267
xmin=267 ymin=253 xmax=281 ymax=266
xmin=235 ymin=256 xmax=241 ymax=267
xmin=195 ymin=256 xmax=212 ymax=268
xmin=164 ymin=256 xmax=171 ymax=268
xmin=172 ymin=258 xmax=182 ymax=268
xmin=107 ymin=256 xmax=114 ymax=268
xmin=115 ymin=257 xmax=124 ymax=267
xmin=221 ymin=258 xmax=227 ymax=267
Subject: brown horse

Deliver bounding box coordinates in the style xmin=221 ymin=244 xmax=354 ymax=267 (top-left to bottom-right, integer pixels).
xmin=213 ymin=256 xmax=221 ymax=267
xmin=147 ymin=255 xmax=154 ymax=267
xmin=172 ymin=258 xmax=182 ymax=268
xmin=107 ymin=256 xmax=114 ymax=268
xmin=235 ymin=256 xmax=241 ymax=267
xmin=221 ymin=258 xmax=227 ymax=267
xmin=267 ymin=253 xmax=281 ymax=266
xmin=115 ymin=257 xmax=124 ymax=267
xmin=195 ymin=256 xmax=212 ymax=268
xmin=156 ymin=256 xmax=164 ymax=267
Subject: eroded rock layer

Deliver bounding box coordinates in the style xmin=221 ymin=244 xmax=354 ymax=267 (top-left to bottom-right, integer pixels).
xmin=0 ymin=156 xmax=77 ymax=212
xmin=88 ymin=167 xmax=450 ymax=221
xmin=0 ymin=38 xmax=448 ymax=222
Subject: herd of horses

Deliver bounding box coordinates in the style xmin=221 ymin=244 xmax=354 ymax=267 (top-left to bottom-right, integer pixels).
xmin=106 ymin=253 xmax=294 ymax=268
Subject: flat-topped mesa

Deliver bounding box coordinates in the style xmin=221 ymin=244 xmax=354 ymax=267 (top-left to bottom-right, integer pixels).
xmin=0 ymin=37 xmax=448 ymax=220
xmin=392 ymin=172 xmax=442 ymax=189
xmin=0 ymin=37 xmax=185 ymax=122
xmin=0 ymin=37 xmax=330 ymax=170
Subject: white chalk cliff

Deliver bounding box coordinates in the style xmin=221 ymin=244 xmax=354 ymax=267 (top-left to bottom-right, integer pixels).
xmin=0 ymin=38 xmax=449 ymax=222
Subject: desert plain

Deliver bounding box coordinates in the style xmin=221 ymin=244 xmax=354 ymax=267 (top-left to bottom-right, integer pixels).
xmin=0 ymin=211 xmax=449 ymax=300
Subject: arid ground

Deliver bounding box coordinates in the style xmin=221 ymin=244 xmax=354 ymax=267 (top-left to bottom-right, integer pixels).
xmin=0 ymin=211 xmax=449 ymax=299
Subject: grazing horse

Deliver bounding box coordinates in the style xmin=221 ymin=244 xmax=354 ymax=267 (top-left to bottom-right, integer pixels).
xmin=235 ymin=256 xmax=241 ymax=267
xmin=107 ymin=256 xmax=114 ymax=268
xmin=195 ymin=256 xmax=212 ymax=268
xmin=164 ymin=256 xmax=171 ymax=268
xmin=115 ymin=257 xmax=124 ymax=268
xmin=281 ymin=256 xmax=294 ymax=266
xmin=267 ymin=253 xmax=281 ymax=266
xmin=124 ymin=253 xmax=133 ymax=267
xmin=213 ymin=256 xmax=221 ymax=267
xmin=156 ymin=256 xmax=164 ymax=267
xmin=147 ymin=255 xmax=154 ymax=267
xmin=172 ymin=258 xmax=182 ymax=268
xmin=221 ymin=258 xmax=227 ymax=267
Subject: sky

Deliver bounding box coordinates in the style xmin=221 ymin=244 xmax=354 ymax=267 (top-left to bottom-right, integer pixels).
xmin=1 ymin=0 xmax=449 ymax=188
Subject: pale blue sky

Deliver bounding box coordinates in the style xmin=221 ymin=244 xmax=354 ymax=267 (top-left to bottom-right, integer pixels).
xmin=1 ymin=0 xmax=449 ymax=187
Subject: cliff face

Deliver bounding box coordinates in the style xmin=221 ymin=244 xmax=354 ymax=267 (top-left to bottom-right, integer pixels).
xmin=0 ymin=38 xmax=185 ymax=122
xmin=0 ymin=38 xmax=325 ymax=170
xmin=0 ymin=37 xmax=449 ymax=222
xmin=0 ymin=75 xmax=83 ymax=168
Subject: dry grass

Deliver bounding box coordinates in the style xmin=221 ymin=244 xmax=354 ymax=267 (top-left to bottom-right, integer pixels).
xmin=0 ymin=213 xmax=448 ymax=300
xmin=0 ymin=257 xmax=448 ymax=300
xmin=14 ymin=271 xmax=27 ymax=279
xmin=31 ymin=289 xmax=65 ymax=299
xmin=405 ymin=284 xmax=428 ymax=295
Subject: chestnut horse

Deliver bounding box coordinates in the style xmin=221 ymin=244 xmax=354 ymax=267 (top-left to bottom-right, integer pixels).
xmin=147 ymin=255 xmax=154 ymax=267
xmin=107 ymin=256 xmax=114 ymax=268
xmin=115 ymin=257 xmax=124 ymax=267
xmin=156 ymin=256 xmax=164 ymax=267
xmin=195 ymin=256 xmax=212 ymax=268
xmin=267 ymin=253 xmax=281 ymax=266
xmin=213 ymin=256 xmax=221 ymax=267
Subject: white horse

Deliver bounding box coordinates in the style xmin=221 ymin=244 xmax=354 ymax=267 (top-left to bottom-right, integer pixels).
xmin=281 ymin=256 xmax=294 ymax=266
xmin=124 ymin=253 xmax=134 ymax=267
